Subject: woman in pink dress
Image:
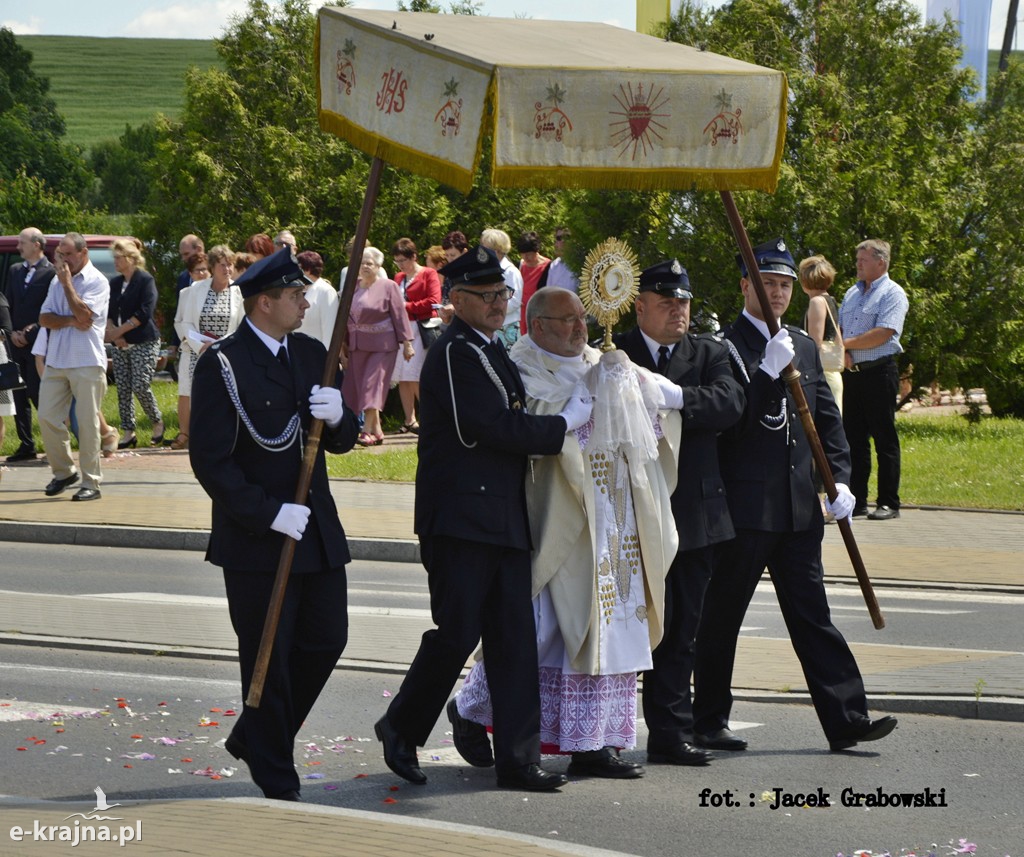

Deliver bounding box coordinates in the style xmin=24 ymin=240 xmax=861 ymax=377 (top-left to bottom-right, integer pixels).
xmin=341 ymin=247 xmax=413 ymax=445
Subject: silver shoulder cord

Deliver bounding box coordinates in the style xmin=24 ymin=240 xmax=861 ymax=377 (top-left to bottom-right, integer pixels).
xmin=446 ymin=339 xmax=508 ymax=449
xmin=217 ymin=350 xmax=301 ymax=451
xmin=721 ymin=336 xmax=788 ymax=437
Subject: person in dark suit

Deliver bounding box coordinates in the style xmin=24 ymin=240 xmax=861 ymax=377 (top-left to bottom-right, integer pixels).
xmin=4 ymin=227 xmax=56 ymax=462
xmin=189 ymin=247 xmax=359 ymax=800
xmin=691 ymin=238 xmax=896 ymax=753
xmin=615 ymin=259 xmax=745 ymax=767
xmin=375 ymin=245 xmax=591 ymax=792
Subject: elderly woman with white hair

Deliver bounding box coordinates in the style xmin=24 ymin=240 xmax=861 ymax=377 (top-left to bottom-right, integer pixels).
xmin=341 ymin=246 xmax=413 ymax=446
xmin=480 ymin=227 xmax=523 ymax=347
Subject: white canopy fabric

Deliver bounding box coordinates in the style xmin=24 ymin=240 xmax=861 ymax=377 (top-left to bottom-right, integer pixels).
xmin=317 ymin=7 xmax=787 ymax=194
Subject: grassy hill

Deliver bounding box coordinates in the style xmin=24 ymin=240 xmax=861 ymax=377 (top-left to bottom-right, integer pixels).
xmin=15 ymin=35 xmax=221 ymax=152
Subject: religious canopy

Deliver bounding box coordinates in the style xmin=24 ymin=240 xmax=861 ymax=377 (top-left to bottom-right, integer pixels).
xmin=317 ymin=7 xmax=787 ymax=195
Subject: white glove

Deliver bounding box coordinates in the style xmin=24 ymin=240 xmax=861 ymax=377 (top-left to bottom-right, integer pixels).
xmin=825 ymin=483 xmax=856 ymax=522
xmin=653 ymin=373 xmax=684 ymax=410
xmin=309 ymin=384 xmax=344 ymax=428
xmin=270 ymin=503 xmax=311 ymax=541
xmin=759 ymin=328 xmax=795 ymax=379
xmin=558 ymin=392 xmax=594 ymax=432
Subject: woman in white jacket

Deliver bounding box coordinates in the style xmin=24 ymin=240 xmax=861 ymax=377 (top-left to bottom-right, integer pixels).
xmin=170 ymin=244 xmax=244 ymax=450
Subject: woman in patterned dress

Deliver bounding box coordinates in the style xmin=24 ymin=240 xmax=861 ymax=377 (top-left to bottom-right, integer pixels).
xmin=171 ymin=245 xmax=244 ymax=450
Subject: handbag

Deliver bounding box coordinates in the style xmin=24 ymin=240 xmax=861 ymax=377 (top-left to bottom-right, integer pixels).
xmin=818 ymin=299 xmax=845 ymax=372
xmin=417 ymin=318 xmax=441 ymax=350
xmin=0 ymin=332 xmax=26 ymax=391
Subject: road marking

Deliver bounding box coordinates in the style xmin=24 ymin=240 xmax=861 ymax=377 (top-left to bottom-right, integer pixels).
xmin=0 ymin=699 xmax=105 ymax=722
xmin=0 ymin=663 xmax=238 ymax=689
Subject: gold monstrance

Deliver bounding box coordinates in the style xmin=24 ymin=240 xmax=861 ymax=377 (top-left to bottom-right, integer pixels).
xmin=579 ymin=238 xmax=641 ymax=352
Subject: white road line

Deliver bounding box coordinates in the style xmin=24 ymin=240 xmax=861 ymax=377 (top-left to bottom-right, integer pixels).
xmin=0 ymin=663 xmax=238 ymax=689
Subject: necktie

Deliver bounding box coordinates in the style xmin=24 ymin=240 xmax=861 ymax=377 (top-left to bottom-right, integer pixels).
xmin=657 ymin=345 xmax=671 ymax=374
xmin=277 ymin=346 xmax=290 ymax=370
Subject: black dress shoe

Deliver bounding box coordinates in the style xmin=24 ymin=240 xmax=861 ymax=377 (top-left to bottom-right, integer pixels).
xmin=71 ymin=487 xmax=102 ymax=501
xmin=495 ymin=763 xmax=568 ymax=791
xmin=852 ymin=506 xmax=869 ymax=518
xmin=374 ymin=715 xmax=426 ymax=785
xmin=44 ymin=473 xmax=80 ymax=496
xmin=829 ymin=715 xmax=898 ymax=751
xmin=567 ymin=747 xmax=644 ymax=779
xmin=868 ymin=505 xmax=900 ymax=520
xmin=695 ymin=728 xmax=748 ymax=751
xmin=447 ymin=698 xmax=494 ymax=767
xmin=6 ymin=449 xmax=37 ymax=463
xmin=224 ymin=732 xmax=250 ymax=764
xmin=269 ymin=790 xmax=301 ymax=802
xmin=647 ymin=742 xmax=713 ymax=767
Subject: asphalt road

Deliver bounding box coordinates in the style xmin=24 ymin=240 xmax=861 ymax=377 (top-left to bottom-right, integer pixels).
xmin=2 ymin=644 xmax=1021 ymax=856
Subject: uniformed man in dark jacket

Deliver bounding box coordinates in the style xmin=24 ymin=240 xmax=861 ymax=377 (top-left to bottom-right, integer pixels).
xmin=692 ymin=239 xmax=897 ymax=753
xmin=615 ymin=259 xmax=745 ymax=767
xmin=190 ymin=248 xmax=359 ymax=800
xmin=375 ymin=245 xmax=591 ymax=792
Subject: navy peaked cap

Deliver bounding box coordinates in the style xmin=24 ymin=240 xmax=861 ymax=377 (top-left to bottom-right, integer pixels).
xmin=234 ymin=246 xmax=312 ymax=299
xmin=639 ymin=259 xmax=692 ymax=299
xmin=439 ymin=244 xmax=505 ymax=287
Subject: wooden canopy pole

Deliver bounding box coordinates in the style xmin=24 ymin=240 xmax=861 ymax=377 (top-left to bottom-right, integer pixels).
xmin=719 ymin=191 xmax=885 ymax=630
xmin=246 ymin=156 xmax=386 ymax=707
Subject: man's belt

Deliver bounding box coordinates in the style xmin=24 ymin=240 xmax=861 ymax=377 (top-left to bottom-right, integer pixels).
xmin=846 ymin=355 xmax=894 ymax=373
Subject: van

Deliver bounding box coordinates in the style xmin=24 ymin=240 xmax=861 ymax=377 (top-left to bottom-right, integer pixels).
xmin=0 ymin=234 xmax=128 ymax=295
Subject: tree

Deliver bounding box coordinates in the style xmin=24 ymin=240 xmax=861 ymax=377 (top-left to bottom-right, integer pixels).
xmin=0 ymin=27 xmax=92 ymax=200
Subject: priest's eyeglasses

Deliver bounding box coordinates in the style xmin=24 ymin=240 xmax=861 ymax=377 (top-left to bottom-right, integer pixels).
xmin=455 ymin=286 xmax=513 ymax=303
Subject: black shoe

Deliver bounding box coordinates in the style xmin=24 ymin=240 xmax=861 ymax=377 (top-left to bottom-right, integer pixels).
xmin=71 ymin=487 xmax=101 ymax=501
xmin=829 ymin=716 xmax=898 ymax=751
xmin=868 ymin=505 xmax=900 ymax=521
xmin=374 ymin=715 xmax=426 ymax=785
xmin=695 ymin=728 xmax=748 ymax=751
xmin=852 ymin=506 xmax=869 ymax=518
xmin=6 ymin=448 xmax=37 ymax=463
xmin=118 ymin=433 xmax=138 ymax=450
xmin=647 ymin=742 xmax=713 ymax=767
xmin=269 ymin=790 xmax=301 ymax=802
xmin=44 ymin=472 xmax=80 ymax=496
xmin=495 ymin=763 xmax=568 ymax=791
xmin=224 ymin=732 xmax=250 ymax=764
xmin=447 ymin=698 xmax=494 ymax=767
xmin=567 ymin=747 xmax=644 ymax=779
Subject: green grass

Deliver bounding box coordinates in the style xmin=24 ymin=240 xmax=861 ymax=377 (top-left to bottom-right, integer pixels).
xmin=4 ymin=384 xmax=1021 ymax=510
xmin=15 ymin=35 xmax=221 ymax=151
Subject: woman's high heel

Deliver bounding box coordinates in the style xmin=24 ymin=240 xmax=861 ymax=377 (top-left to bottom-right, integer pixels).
xmin=151 ymin=420 xmax=165 ymax=445
xmin=118 ymin=432 xmax=138 ymax=450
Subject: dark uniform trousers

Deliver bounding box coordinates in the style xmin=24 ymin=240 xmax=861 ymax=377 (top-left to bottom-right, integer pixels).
xmin=224 ymin=567 xmax=348 ymax=796
xmin=693 ymin=315 xmax=870 ymax=744
xmin=842 ymin=359 xmax=901 ymax=509
xmin=615 ymin=327 xmax=744 ymax=749
xmin=390 ymin=317 xmax=567 ymax=774
xmin=387 ymin=535 xmax=540 ymax=770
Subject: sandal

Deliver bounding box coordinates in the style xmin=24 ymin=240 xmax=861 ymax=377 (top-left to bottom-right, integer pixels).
xmin=373 ymin=432 xmax=385 ymax=446
xmin=357 ymin=432 xmax=375 ymax=447
xmin=401 ymin=423 xmax=420 ymax=435
xmin=169 ymin=433 xmax=189 ymax=451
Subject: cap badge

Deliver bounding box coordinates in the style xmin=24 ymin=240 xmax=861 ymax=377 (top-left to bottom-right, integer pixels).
xmin=776 ymin=240 xmax=787 ymax=252
xmin=476 ymin=246 xmax=488 ymax=263
xmin=670 ymin=259 xmax=682 ymax=275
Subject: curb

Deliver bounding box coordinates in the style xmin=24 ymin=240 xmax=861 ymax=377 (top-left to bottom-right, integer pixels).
xmin=0 ymin=520 xmax=421 ymax=563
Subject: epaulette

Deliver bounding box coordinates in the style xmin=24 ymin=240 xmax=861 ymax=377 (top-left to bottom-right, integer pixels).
xmin=785 ymin=323 xmax=811 ymax=338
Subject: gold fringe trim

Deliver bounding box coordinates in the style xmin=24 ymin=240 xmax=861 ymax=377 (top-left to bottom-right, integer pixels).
xmin=318 ymin=109 xmax=477 ymax=194
xmin=489 ymin=164 xmax=782 ymax=193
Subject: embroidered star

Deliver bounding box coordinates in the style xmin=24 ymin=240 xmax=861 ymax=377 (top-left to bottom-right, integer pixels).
xmin=714 ymin=88 xmax=733 ymax=111
xmin=546 ymin=83 xmax=566 ymax=105
xmin=443 ymin=77 xmax=459 ymax=98
xmin=343 ymin=38 xmax=356 ymax=57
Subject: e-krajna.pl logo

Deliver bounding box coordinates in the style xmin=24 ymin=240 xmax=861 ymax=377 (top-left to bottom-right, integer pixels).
xmin=8 ymin=787 xmax=142 ymax=847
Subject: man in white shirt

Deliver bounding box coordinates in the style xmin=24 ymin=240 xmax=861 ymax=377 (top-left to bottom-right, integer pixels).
xmin=37 ymin=233 xmax=110 ymax=501
xmin=546 ymin=227 xmax=580 ymax=293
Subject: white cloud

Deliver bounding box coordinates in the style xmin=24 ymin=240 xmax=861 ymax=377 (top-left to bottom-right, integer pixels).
xmin=2 ymin=17 xmax=44 ymax=34
xmin=121 ymin=0 xmax=249 ymax=40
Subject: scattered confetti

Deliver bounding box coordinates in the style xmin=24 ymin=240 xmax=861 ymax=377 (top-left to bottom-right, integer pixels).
xmin=381 ymin=690 xmax=392 ymax=698
xmin=382 ymin=797 xmax=397 ymax=804
xmin=305 ymin=773 xmax=325 ymax=780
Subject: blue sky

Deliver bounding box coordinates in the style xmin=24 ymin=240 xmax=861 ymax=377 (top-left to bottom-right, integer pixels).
xmin=0 ymin=0 xmax=1016 ymax=45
